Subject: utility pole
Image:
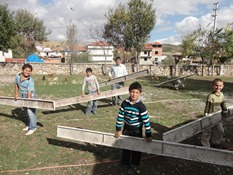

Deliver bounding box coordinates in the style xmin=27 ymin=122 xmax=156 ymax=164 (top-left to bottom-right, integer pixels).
xmin=212 ymin=1 xmax=219 ymax=33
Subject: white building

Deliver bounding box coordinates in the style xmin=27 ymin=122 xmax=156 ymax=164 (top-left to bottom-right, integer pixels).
xmin=139 ymin=42 xmax=166 ymax=64
xmin=87 ymin=42 xmax=114 ymax=62
xmin=0 ymin=49 xmax=13 ymax=62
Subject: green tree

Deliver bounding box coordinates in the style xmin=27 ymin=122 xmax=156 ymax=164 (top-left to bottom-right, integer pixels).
xmin=0 ymin=4 xmax=16 ymax=52
xmin=14 ymin=9 xmax=51 ymax=57
xmin=217 ymin=24 xmax=233 ymax=64
xmin=182 ymin=27 xmax=216 ymax=76
xmin=126 ymin=0 xmax=156 ymax=61
xmin=104 ymin=0 xmax=156 ymax=62
xmin=104 ymin=4 xmax=128 ymax=51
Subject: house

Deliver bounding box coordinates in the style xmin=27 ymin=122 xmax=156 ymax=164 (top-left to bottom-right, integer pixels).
xmin=87 ymin=42 xmax=114 ymax=63
xmin=0 ymin=49 xmax=13 ymax=62
xmin=139 ymin=42 xmax=166 ymax=64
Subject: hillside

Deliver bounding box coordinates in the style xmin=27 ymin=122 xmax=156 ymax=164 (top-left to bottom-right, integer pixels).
xmin=162 ymin=44 xmax=183 ymax=53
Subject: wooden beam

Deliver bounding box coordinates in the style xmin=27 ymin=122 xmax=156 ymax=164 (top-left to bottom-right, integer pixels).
xmin=163 ymin=106 xmax=233 ymax=142
xmin=55 ymin=87 xmax=129 ymax=108
xmin=99 ymin=69 xmax=149 ymax=87
xmin=0 ymin=96 xmax=55 ymax=110
xmin=154 ymin=74 xmax=193 ymax=87
xmin=57 ymin=126 xmax=233 ymax=167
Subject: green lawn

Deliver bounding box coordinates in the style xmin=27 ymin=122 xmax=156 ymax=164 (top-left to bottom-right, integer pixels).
xmin=0 ymin=75 xmax=233 ymax=175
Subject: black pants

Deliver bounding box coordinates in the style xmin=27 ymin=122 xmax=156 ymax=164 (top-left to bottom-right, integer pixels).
xmin=121 ymin=125 xmax=142 ymax=166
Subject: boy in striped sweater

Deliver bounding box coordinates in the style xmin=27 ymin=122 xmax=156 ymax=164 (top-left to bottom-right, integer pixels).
xmin=115 ymin=82 xmax=152 ymax=174
xmin=201 ymin=78 xmax=228 ymax=148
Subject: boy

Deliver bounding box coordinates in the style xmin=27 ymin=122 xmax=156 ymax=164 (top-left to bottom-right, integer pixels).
xmin=201 ymin=78 xmax=228 ymax=148
xmin=115 ymin=82 xmax=152 ymax=174
xmin=82 ymin=68 xmax=100 ymax=115
xmin=15 ymin=63 xmax=37 ymax=135
xmin=109 ymin=57 xmax=127 ymax=105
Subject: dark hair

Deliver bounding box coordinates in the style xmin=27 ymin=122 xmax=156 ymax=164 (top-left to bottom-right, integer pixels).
xmin=115 ymin=57 xmax=121 ymax=61
xmin=22 ymin=63 xmax=33 ymax=71
xmin=86 ymin=67 xmax=92 ymax=73
xmin=212 ymin=78 xmax=223 ymax=85
xmin=129 ymin=82 xmax=142 ymax=93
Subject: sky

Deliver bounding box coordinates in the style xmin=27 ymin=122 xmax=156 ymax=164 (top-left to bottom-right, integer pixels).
xmin=1 ymin=0 xmax=233 ymax=45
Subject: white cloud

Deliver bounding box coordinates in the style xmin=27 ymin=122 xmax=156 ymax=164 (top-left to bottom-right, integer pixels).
xmin=156 ymin=35 xmax=182 ymax=45
xmin=1 ymin=0 xmax=233 ymax=44
xmin=175 ymin=16 xmax=199 ymax=35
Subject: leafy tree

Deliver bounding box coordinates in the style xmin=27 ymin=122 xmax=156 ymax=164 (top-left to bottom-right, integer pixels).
xmin=217 ymin=24 xmax=233 ymax=64
xmin=104 ymin=4 xmax=128 ymax=51
xmin=14 ymin=9 xmax=51 ymax=57
xmin=0 ymin=4 xmax=16 ymax=52
xmin=125 ymin=0 xmax=156 ymax=60
xmin=182 ymin=25 xmax=233 ymax=76
xmin=104 ymin=0 xmax=156 ymax=62
xmin=182 ymin=27 xmax=216 ymax=76
xmin=65 ymin=21 xmax=78 ymax=74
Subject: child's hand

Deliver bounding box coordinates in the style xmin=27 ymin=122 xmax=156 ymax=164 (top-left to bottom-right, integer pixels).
xmin=97 ymin=90 xmax=100 ymax=95
xmin=82 ymin=92 xmax=85 ymax=97
xmin=145 ymin=137 xmax=152 ymax=142
xmin=15 ymin=94 xmax=19 ymax=100
xmin=115 ymin=131 xmax=121 ymax=138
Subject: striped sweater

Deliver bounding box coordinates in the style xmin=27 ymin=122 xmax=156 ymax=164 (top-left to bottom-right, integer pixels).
xmin=116 ymin=98 xmax=152 ymax=137
xmin=204 ymin=91 xmax=228 ymax=116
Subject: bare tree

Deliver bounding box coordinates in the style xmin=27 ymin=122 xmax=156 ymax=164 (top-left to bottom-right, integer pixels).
xmin=88 ymin=24 xmax=112 ymax=75
xmin=66 ymin=21 xmax=78 ymax=74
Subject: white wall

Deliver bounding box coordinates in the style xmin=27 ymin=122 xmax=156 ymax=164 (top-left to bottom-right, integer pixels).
xmin=88 ymin=46 xmax=114 ymax=62
xmin=0 ymin=49 xmax=13 ymax=62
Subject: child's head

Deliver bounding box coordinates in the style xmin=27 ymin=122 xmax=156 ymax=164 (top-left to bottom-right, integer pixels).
xmin=22 ymin=63 xmax=33 ymax=77
xmin=115 ymin=57 xmax=121 ymax=66
xmin=129 ymin=82 xmax=142 ymax=102
xmin=212 ymin=78 xmax=224 ymax=93
xmin=86 ymin=68 xmax=92 ymax=77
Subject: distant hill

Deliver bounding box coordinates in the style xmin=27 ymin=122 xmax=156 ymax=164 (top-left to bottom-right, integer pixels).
xmin=162 ymin=44 xmax=183 ymax=53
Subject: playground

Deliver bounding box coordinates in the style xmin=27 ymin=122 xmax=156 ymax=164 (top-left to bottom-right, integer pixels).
xmin=0 ymin=74 xmax=233 ymax=175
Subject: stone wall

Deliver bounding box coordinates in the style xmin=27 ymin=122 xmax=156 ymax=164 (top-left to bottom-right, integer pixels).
xmin=0 ymin=62 xmax=233 ymax=76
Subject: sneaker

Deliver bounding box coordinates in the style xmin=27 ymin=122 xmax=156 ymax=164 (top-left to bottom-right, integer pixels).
xmin=25 ymin=128 xmax=37 ymax=135
xmin=84 ymin=111 xmax=90 ymax=115
xmin=127 ymin=164 xmax=140 ymax=174
xmin=92 ymin=111 xmax=96 ymax=115
xmin=211 ymin=144 xmax=223 ymax=149
xmin=22 ymin=126 xmax=29 ymax=131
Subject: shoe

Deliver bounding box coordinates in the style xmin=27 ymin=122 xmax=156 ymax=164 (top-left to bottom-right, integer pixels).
xmin=127 ymin=164 xmax=140 ymax=174
xmin=92 ymin=111 xmax=96 ymax=115
xmin=84 ymin=111 xmax=89 ymax=115
xmin=211 ymin=144 xmax=223 ymax=149
xmin=25 ymin=128 xmax=37 ymax=135
xmin=22 ymin=126 xmax=29 ymax=131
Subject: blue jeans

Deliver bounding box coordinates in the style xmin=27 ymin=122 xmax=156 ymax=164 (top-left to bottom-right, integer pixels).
xmin=111 ymin=82 xmax=124 ymax=105
xmin=86 ymin=90 xmax=97 ymax=113
xmin=22 ymin=92 xmax=37 ymax=130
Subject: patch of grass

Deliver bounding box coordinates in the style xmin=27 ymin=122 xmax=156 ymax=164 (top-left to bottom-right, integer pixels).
xmin=0 ymin=75 xmax=233 ymax=174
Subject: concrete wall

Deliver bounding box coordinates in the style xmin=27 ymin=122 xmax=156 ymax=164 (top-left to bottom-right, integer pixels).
xmin=0 ymin=62 xmax=232 ymax=76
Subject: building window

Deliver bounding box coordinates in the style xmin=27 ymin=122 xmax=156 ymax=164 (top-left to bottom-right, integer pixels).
xmin=144 ymin=51 xmax=147 ymax=54
xmin=155 ymin=51 xmax=158 ymax=54
xmin=144 ymin=58 xmax=147 ymax=61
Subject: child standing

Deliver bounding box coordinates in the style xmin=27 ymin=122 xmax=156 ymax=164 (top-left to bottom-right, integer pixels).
xmin=115 ymin=82 xmax=152 ymax=174
xmin=15 ymin=63 xmax=37 ymax=135
xmin=201 ymin=78 xmax=228 ymax=148
xmin=109 ymin=57 xmax=127 ymax=105
xmin=82 ymin=68 xmax=100 ymax=115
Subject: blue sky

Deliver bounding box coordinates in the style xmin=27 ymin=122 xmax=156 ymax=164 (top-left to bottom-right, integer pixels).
xmin=1 ymin=0 xmax=233 ymax=45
